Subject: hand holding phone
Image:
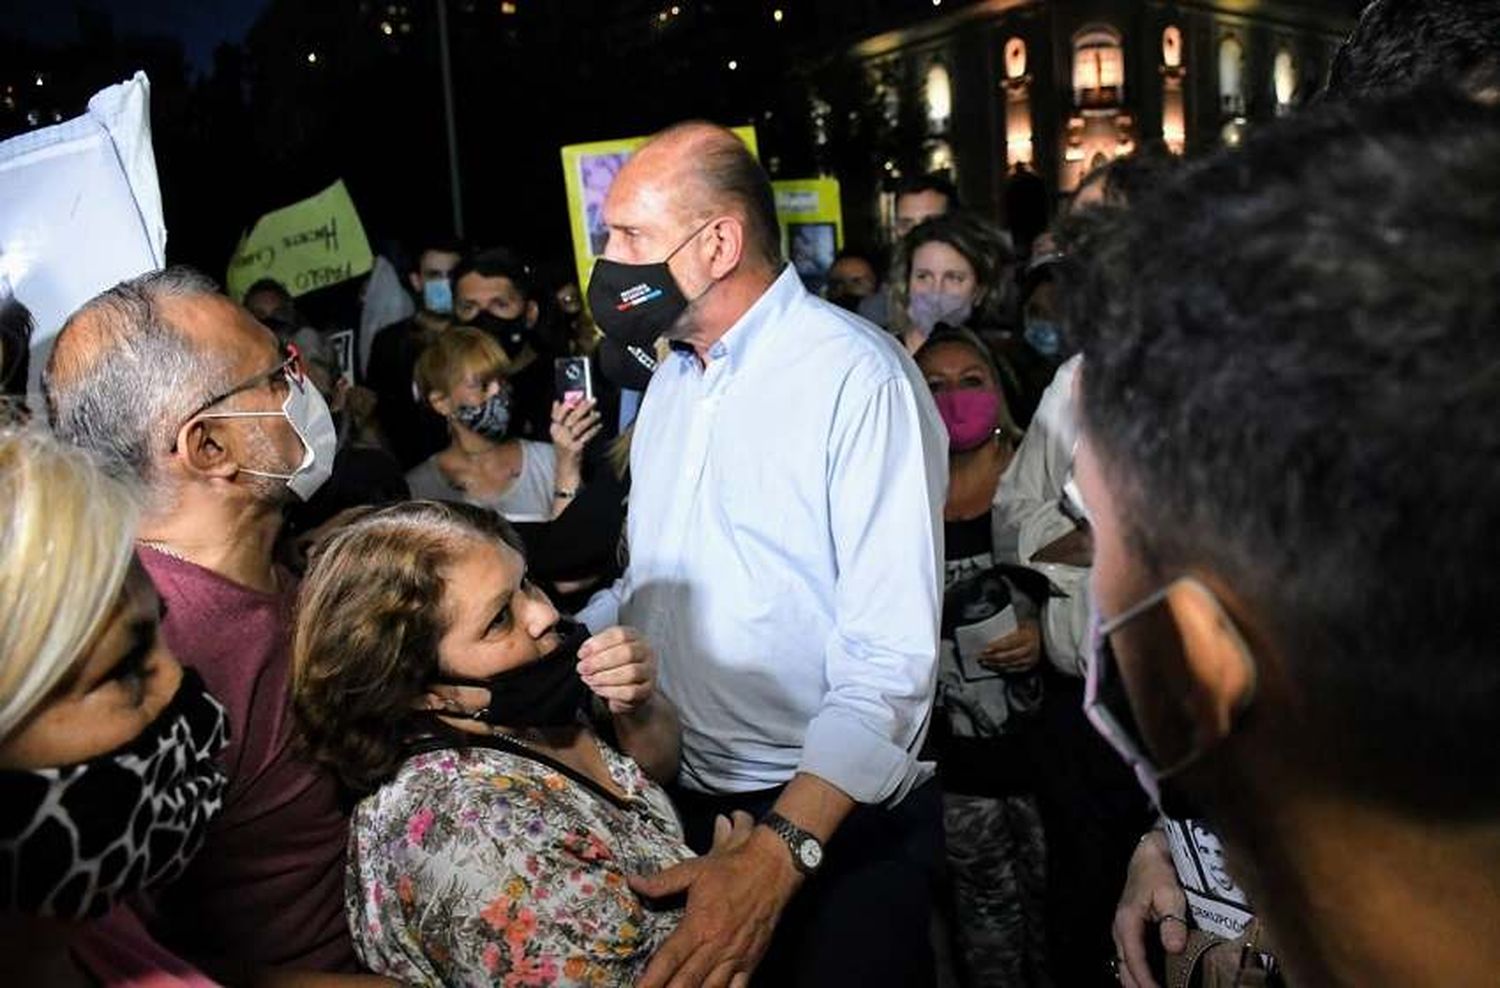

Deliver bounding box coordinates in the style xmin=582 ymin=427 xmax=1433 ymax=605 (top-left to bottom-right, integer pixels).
xmin=555 ymin=357 xmax=594 ymax=408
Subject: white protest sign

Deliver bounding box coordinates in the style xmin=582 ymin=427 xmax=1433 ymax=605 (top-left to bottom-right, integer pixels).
xmin=0 ymin=72 xmax=166 ymax=397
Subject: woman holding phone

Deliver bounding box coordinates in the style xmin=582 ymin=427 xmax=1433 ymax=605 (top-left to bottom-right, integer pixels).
xmin=405 ymin=327 xmax=600 ymax=522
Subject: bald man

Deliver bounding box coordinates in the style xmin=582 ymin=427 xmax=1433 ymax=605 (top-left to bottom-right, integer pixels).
xmin=44 ymin=269 xmax=362 ymax=977
xmin=580 ymin=123 xmax=948 ymax=987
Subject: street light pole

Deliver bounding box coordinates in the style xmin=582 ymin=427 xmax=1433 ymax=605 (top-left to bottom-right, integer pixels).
xmin=436 ymin=0 xmax=464 ymax=238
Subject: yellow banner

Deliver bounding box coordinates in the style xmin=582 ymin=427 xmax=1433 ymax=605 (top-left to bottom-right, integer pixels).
xmin=226 ymin=179 xmax=373 ymax=301
xmin=774 ymin=178 xmax=844 ymax=295
xmin=560 ymin=126 xmax=759 ymax=293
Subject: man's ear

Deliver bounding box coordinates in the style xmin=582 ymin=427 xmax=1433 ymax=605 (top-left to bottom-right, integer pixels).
xmin=525 ymin=300 xmax=540 ymax=329
xmin=1163 ymin=578 xmax=1258 ymax=748
xmin=408 ymin=271 xmax=423 ymax=295
xmin=705 ymin=216 xmax=748 ymax=279
xmin=176 ymin=417 xmax=240 ymax=483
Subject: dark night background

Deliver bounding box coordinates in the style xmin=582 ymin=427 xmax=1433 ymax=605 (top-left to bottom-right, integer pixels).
xmin=2 ymin=0 xmax=1362 ymax=319
xmin=2 ymin=0 xmax=953 ymax=287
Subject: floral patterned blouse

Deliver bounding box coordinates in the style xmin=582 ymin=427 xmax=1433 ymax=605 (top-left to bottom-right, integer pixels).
xmin=347 ymin=736 xmax=694 ymax=987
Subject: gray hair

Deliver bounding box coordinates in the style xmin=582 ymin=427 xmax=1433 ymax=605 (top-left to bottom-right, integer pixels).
xmin=44 ymin=267 xmax=231 ymax=489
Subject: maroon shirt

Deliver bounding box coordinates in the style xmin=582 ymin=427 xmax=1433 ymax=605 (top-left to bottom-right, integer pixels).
xmin=139 ymin=546 xmax=355 ymax=972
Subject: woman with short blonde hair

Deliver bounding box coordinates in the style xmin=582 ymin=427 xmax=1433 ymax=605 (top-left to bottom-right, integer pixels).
xmin=406 ymin=326 xmax=602 ymax=522
xmin=1 ymin=431 xmax=140 ymax=737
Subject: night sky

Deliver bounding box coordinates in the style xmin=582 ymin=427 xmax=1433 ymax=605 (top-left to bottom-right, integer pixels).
xmin=10 ymin=0 xmax=269 ymax=74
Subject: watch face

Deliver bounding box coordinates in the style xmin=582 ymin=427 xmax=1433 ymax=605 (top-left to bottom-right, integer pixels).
xmin=798 ymin=839 xmax=823 ymax=870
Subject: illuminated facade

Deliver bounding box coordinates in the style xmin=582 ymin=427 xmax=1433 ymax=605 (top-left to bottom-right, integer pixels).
xmin=815 ymin=0 xmax=1356 ymax=243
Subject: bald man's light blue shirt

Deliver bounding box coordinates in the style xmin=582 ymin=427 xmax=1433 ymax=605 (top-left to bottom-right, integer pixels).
xmin=579 ymin=265 xmax=947 ymax=804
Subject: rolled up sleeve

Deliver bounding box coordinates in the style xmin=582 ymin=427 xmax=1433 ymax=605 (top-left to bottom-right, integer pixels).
xmin=799 ymin=374 xmax=946 ymax=805
xmin=992 ymin=355 xmax=1080 ymax=565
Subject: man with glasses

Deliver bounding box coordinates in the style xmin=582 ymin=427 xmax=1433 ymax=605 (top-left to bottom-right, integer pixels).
xmin=1070 ymin=92 xmax=1500 ymax=987
xmin=44 ymin=269 xmax=360 ymax=976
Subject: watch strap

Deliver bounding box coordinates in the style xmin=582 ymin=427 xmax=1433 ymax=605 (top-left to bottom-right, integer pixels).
xmin=761 ymin=810 xmax=823 ymax=876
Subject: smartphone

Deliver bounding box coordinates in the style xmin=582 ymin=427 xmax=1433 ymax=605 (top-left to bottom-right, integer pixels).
xmin=554 ymin=356 xmax=594 ymax=407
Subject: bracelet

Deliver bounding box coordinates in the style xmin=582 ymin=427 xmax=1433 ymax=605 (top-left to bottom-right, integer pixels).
xmin=553 ymin=487 xmax=579 ymax=500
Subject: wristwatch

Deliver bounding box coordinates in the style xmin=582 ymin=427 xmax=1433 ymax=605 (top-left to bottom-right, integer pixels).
xmin=760 ymin=811 xmax=825 ymax=876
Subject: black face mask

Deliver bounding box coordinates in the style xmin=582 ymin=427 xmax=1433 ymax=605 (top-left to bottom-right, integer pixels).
xmin=434 ymin=619 xmax=593 ymax=728
xmin=598 ymin=337 xmax=658 ymax=391
xmin=0 ymin=668 xmax=229 ymax=919
xmin=469 ymin=311 xmax=529 ymax=359
xmin=586 ymin=220 xmax=711 ymax=352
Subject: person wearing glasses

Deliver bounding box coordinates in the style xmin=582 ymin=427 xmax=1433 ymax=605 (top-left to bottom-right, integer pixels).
xmin=44 ymin=269 xmax=369 ymax=979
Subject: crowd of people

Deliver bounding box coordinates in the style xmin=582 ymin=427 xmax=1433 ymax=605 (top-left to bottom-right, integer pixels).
xmin=2 ymin=1 xmax=1499 ymax=985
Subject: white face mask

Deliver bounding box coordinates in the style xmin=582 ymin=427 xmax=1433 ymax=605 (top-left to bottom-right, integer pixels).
xmin=199 ymin=371 xmax=337 ymax=501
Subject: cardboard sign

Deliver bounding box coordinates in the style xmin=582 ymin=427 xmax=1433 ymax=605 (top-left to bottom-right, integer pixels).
xmin=226 ymin=179 xmax=373 ymax=301
xmin=560 ymin=126 xmax=759 ymax=294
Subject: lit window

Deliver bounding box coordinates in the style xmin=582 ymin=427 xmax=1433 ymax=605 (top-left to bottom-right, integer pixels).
xmin=1219 ymin=36 xmax=1246 ymax=115
xmin=1274 ymin=48 xmax=1297 ymax=108
xmin=1004 ymin=38 xmax=1027 ymax=80
xmin=925 ymin=62 xmax=952 ymax=132
xmin=1073 ymin=27 xmax=1124 ymax=108
xmin=1162 ymin=26 xmax=1182 ymax=69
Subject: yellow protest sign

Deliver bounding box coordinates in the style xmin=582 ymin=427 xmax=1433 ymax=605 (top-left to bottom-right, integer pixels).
xmin=560 ymin=126 xmax=758 ymax=294
xmin=226 ymin=179 xmax=373 ymax=300
xmin=774 ymin=178 xmax=844 ymax=295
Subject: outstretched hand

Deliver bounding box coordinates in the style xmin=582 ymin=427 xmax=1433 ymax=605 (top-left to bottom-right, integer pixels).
xmin=629 ymin=815 xmax=800 ymax=988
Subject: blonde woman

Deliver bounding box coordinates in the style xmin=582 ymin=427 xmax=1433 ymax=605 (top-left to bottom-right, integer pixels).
xmin=406 ymin=327 xmax=601 ymax=522
xmin=0 ymin=429 xmax=229 ymax=986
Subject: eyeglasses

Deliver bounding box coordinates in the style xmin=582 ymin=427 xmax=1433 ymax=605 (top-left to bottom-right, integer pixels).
xmin=1083 ymin=577 xmax=1257 ymax=781
xmin=170 ymin=343 xmax=306 ymax=452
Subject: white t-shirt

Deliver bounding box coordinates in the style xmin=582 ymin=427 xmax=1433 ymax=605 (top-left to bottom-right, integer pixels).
xmin=405 ymin=439 xmax=556 ymax=522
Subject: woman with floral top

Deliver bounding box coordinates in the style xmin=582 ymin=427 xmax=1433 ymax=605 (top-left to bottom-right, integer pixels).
xmin=291 ymin=500 xmax=726 ymax=986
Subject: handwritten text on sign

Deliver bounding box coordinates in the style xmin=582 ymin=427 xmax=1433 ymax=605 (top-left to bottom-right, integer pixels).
xmin=226 ymin=179 xmax=373 ymax=300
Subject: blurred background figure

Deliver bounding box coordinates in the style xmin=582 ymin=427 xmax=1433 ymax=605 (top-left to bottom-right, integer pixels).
xmin=823 ymin=248 xmax=880 ymax=313
xmin=0 ymin=287 xmax=33 ymax=423
xmin=365 ymin=235 xmax=464 ymax=470
xmin=452 ymin=247 xmax=559 ymax=442
xmin=241 ymin=277 xmax=299 ymax=327
xmin=279 ymin=326 xmax=409 ymax=556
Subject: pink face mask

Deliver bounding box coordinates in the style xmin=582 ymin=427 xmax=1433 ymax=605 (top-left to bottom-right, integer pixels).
xmin=933 ymin=389 xmax=1002 ymax=451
